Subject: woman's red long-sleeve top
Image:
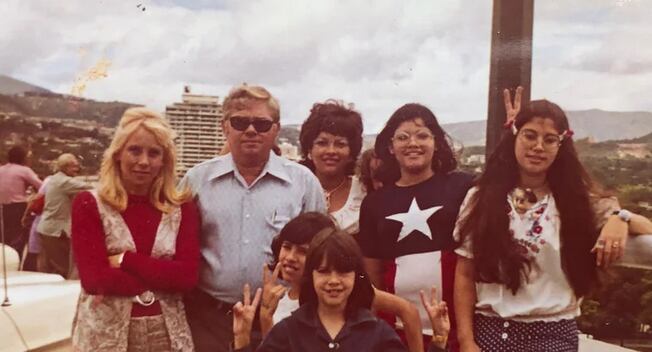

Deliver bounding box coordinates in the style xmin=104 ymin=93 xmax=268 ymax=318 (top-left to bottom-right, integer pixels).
xmin=71 ymin=191 xmax=200 ymax=317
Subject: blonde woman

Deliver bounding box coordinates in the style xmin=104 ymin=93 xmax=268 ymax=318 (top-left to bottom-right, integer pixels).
xmin=71 ymin=107 xmax=199 ymax=351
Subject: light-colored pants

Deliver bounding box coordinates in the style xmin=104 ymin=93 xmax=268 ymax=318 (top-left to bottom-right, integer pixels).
xmin=127 ymin=315 xmax=172 ymax=352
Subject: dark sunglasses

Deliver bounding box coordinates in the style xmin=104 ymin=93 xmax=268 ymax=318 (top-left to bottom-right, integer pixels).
xmin=229 ymin=116 xmax=275 ymax=133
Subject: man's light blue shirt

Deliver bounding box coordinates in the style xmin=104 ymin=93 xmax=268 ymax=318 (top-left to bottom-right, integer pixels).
xmin=181 ymin=152 xmax=326 ymax=303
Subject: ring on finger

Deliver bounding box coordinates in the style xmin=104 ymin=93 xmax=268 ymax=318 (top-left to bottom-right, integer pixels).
xmin=612 ymin=242 xmax=620 ymax=248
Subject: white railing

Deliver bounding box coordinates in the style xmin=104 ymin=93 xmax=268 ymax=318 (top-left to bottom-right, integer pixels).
xmin=617 ymin=234 xmax=652 ymax=270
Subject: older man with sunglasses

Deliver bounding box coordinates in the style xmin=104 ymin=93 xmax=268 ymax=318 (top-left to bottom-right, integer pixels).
xmin=181 ymin=84 xmax=326 ymax=352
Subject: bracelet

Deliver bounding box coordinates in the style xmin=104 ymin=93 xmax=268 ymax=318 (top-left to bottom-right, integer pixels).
xmin=432 ymin=334 xmax=447 ymax=343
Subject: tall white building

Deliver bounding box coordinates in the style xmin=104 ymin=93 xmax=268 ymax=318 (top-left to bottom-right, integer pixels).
xmin=165 ymin=87 xmax=225 ymax=176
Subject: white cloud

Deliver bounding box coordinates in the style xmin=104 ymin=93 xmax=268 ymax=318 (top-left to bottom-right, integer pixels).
xmin=1 ymin=0 xmax=650 ymax=133
xmin=532 ymin=0 xmax=652 ymax=112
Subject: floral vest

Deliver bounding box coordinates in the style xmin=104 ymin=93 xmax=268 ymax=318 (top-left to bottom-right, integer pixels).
xmin=71 ymin=191 xmax=194 ymax=351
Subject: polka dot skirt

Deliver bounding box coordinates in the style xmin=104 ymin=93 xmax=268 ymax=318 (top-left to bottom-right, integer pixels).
xmin=474 ymin=314 xmax=579 ymax=352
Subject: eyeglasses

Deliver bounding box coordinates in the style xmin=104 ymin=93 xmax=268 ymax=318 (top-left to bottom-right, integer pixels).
xmin=229 ymin=116 xmax=275 ymax=133
xmin=518 ymin=129 xmax=562 ymax=150
xmin=391 ymin=131 xmax=434 ymax=145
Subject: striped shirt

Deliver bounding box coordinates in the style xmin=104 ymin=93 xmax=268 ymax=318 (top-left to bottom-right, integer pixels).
xmin=181 ymin=152 xmax=326 ymax=303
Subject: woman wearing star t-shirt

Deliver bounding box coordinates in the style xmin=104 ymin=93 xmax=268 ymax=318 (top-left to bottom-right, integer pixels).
xmin=357 ymin=103 xmax=473 ymax=352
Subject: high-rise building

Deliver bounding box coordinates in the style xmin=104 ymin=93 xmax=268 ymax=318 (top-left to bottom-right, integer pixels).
xmin=165 ymin=87 xmax=225 ymax=176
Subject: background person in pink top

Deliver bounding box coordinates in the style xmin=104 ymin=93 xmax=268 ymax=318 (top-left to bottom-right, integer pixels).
xmin=0 ymin=146 xmax=42 ymax=259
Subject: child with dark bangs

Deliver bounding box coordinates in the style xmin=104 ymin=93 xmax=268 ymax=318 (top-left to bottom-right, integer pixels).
xmin=232 ymin=227 xmax=450 ymax=352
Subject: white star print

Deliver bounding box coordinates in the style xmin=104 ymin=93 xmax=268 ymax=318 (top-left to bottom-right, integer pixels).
xmin=385 ymin=197 xmax=443 ymax=241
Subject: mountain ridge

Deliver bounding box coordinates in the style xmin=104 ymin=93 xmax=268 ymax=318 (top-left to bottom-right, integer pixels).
xmin=0 ymin=74 xmax=51 ymax=95
xmin=2 ymin=75 xmax=651 ymax=147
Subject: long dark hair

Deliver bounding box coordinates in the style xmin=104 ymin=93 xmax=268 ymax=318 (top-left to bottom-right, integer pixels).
xmin=299 ymin=100 xmax=364 ymax=175
xmin=459 ymin=100 xmax=598 ymax=296
xmin=374 ymin=103 xmax=457 ymax=185
xmin=358 ymin=149 xmax=381 ymax=192
xmin=299 ymin=228 xmax=375 ymax=317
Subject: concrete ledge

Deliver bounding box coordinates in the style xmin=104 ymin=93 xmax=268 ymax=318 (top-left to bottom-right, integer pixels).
xmin=618 ymin=234 xmax=652 ymax=270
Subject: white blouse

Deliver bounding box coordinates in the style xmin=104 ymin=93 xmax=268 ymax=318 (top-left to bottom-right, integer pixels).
xmin=330 ymin=176 xmax=367 ymax=234
xmin=272 ymin=292 xmax=300 ymax=323
xmin=455 ymin=187 xmax=617 ymax=322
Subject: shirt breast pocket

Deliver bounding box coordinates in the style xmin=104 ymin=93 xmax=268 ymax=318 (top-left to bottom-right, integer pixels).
xmin=265 ymin=210 xmax=292 ymax=232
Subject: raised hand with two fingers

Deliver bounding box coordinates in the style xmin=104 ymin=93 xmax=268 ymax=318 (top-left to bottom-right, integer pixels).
xmin=420 ymin=285 xmax=450 ymax=349
xmin=233 ymin=283 xmax=262 ymax=349
xmin=259 ymin=263 xmax=288 ymax=336
xmin=261 ymin=263 xmax=288 ymax=314
xmin=503 ymin=86 xmax=524 ymax=133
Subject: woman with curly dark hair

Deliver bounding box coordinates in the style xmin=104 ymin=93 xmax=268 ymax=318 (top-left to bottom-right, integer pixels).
xmin=299 ymin=100 xmax=366 ymax=235
xmin=454 ymin=97 xmax=629 ymax=352
xmin=357 ymin=103 xmax=473 ymax=351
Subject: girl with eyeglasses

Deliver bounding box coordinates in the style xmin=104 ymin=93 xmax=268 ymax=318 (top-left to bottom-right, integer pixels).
xmin=453 ymin=97 xmax=631 ymax=352
xmin=356 ymin=103 xmax=474 ymax=351
xmin=232 ymin=228 xmax=451 ymax=351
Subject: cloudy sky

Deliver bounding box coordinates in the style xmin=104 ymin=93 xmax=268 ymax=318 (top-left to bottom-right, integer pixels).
xmin=1 ymin=0 xmax=650 ymax=132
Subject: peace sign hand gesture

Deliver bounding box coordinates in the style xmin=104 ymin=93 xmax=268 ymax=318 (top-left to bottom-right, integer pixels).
xmin=261 ymin=263 xmax=288 ymax=316
xmin=420 ymin=286 xmax=450 ymax=349
xmin=503 ymin=86 xmax=524 ymax=127
xmin=233 ymin=283 xmax=262 ymax=349
xmin=260 ymin=263 xmax=288 ymax=336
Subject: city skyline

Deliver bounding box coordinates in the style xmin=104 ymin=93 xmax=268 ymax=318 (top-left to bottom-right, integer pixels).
xmin=165 ymin=88 xmax=226 ymax=176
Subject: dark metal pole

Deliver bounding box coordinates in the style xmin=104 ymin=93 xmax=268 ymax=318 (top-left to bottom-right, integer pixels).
xmin=1 ymin=204 xmax=11 ymax=307
xmin=486 ymin=0 xmax=534 ymax=157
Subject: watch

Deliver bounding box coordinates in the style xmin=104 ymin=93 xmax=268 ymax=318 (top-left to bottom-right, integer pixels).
xmin=612 ymin=209 xmax=632 ymax=223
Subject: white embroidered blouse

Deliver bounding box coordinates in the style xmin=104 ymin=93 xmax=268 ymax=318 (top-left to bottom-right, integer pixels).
xmin=455 ymin=187 xmax=619 ymax=322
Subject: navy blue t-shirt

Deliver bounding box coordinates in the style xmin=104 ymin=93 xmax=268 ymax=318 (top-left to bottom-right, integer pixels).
xmin=357 ymin=171 xmax=473 ymax=337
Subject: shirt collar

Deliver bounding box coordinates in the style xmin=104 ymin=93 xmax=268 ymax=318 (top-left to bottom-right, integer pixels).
xmin=292 ymin=303 xmax=377 ymax=329
xmin=265 ymin=152 xmax=292 ymax=183
xmin=209 ymin=152 xmax=292 ymax=184
xmin=209 ymin=153 xmax=235 ymax=180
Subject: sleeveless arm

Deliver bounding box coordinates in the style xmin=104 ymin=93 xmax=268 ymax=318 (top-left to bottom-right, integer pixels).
xmin=120 ymin=200 xmax=200 ymax=292
xmin=71 ymin=191 xmax=148 ymax=295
